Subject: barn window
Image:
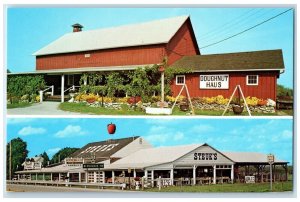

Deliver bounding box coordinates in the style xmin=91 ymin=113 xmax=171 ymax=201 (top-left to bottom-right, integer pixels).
xmin=84 ymin=54 xmax=91 ymax=58
xmin=246 ymin=75 xmax=258 ymax=85
xmin=176 ymin=75 xmax=185 ymax=85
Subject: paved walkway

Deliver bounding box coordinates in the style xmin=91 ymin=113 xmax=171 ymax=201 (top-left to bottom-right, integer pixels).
xmin=7 ymin=102 xmax=82 ymax=115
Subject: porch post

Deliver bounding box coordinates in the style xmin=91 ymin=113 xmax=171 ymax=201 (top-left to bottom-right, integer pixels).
xmin=79 ymin=172 xmax=81 ymax=183
xmin=170 ymin=168 xmax=174 ymax=186
xmin=43 ymin=173 xmax=45 ymax=181
xmin=17 ymin=174 xmax=19 ymax=180
xmin=144 ymin=170 xmax=148 ymax=178
xmin=58 ymin=173 xmax=61 ymax=182
xmin=231 ymin=165 xmax=234 ymax=183
xmin=161 ymin=71 xmax=164 ymax=102
xmin=50 ymin=173 xmax=53 ymax=181
xmin=36 ymin=173 xmax=37 ymax=181
xmin=133 ymin=170 xmax=136 ymax=178
xmin=112 ymin=171 xmax=115 ymax=184
xmin=61 ymin=74 xmax=65 ymax=103
xmin=151 ymin=170 xmax=154 ymax=187
xmin=193 ymin=165 xmax=196 ymax=185
xmin=213 ymin=165 xmax=216 ymax=184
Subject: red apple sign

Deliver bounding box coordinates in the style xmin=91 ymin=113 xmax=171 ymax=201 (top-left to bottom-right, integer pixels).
xmin=107 ymin=123 xmax=116 ymax=134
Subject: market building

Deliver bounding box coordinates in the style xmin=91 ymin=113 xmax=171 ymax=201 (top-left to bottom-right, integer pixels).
xmin=15 ymin=137 xmax=288 ymax=187
xmin=8 ymin=15 xmax=284 ymax=102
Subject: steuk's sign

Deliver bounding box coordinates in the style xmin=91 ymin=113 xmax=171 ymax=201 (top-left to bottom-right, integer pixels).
xmin=200 ymin=74 xmax=229 ymax=89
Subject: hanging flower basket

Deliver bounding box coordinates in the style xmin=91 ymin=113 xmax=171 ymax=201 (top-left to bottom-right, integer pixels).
xmin=179 ymin=103 xmax=189 ymax=111
xmin=232 ymin=105 xmax=244 ymax=114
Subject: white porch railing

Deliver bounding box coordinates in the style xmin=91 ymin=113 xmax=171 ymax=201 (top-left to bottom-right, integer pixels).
xmin=64 ymin=85 xmax=80 ymax=93
xmin=39 ymin=85 xmax=54 ymax=103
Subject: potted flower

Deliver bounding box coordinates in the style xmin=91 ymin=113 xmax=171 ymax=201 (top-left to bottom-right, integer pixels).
xmin=69 ymin=89 xmax=76 ymax=99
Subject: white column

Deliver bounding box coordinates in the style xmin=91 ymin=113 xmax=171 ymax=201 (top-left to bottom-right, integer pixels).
xmin=94 ymin=172 xmax=97 ymax=183
xmin=144 ymin=170 xmax=148 ymax=178
xmin=39 ymin=91 xmax=43 ymax=103
xmin=193 ymin=165 xmax=196 ymax=185
xmin=61 ymin=74 xmax=65 ymax=103
xmin=151 ymin=170 xmax=154 ymax=187
xmin=17 ymin=174 xmax=20 ymax=180
xmin=112 ymin=171 xmax=115 ymax=184
xmin=213 ymin=165 xmax=216 ymax=184
xmin=67 ymin=172 xmax=70 ymax=182
xmin=58 ymin=173 xmax=61 ymax=182
xmin=133 ymin=170 xmax=136 ymax=178
xmin=50 ymin=173 xmax=53 ymax=181
xmin=170 ymin=168 xmax=174 ymax=186
xmin=84 ymin=77 xmax=87 ymax=86
xmin=103 ymin=171 xmax=105 ymax=183
xmin=231 ymin=165 xmax=234 ymax=183
xmin=85 ymin=171 xmax=88 ymax=183
xmin=78 ymin=172 xmax=81 ymax=183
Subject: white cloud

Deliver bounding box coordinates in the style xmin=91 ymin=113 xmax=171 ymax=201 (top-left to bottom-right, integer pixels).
xmin=174 ymin=132 xmax=184 ymax=141
xmin=47 ymin=147 xmax=61 ymax=156
xmin=54 ymin=125 xmax=87 ymax=138
xmin=188 ymin=124 xmax=214 ymax=133
xmin=281 ymin=130 xmax=292 ymax=139
xmin=7 ymin=118 xmax=34 ymax=125
xmin=145 ymin=126 xmax=185 ymax=145
xmin=18 ymin=126 xmax=46 ymax=136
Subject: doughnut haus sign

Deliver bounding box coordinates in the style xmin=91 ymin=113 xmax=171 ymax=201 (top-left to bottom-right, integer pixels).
xmin=200 ymin=74 xmax=229 ymax=89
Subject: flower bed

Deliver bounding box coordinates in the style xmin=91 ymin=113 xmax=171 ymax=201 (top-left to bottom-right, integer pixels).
xmin=72 ymin=93 xmax=276 ymax=114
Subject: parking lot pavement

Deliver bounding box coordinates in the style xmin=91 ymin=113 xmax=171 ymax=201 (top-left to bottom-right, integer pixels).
xmin=7 ymin=102 xmax=82 ymax=115
xmin=6 ymin=184 xmax=131 ymax=192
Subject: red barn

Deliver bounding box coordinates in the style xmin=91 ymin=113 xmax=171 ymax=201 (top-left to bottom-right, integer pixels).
xmin=169 ymin=50 xmax=284 ymax=101
xmin=9 ymin=15 xmax=284 ymax=102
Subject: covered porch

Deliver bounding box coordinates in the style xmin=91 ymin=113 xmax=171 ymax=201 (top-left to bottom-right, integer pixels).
xmin=8 ymin=65 xmax=145 ymax=103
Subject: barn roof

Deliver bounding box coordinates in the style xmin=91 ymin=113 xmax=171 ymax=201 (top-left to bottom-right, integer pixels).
xmin=33 ymin=15 xmax=190 ymax=56
xmin=105 ymin=144 xmax=203 ymax=169
xmin=223 ymin=152 xmax=288 ymax=164
xmin=69 ymin=136 xmax=140 ymax=162
xmin=169 ymin=49 xmax=285 ymax=72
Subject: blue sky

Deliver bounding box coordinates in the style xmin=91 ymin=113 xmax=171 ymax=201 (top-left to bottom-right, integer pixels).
xmin=6 ymin=7 xmax=294 ymax=88
xmin=6 ymin=118 xmax=293 ymax=164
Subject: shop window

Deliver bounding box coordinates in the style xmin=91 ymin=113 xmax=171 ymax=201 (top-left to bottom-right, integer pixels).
xmin=176 ymin=75 xmax=185 ymax=85
xmin=67 ymin=75 xmax=74 ymax=86
xmin=246 ymin=75 xmax=258 ymax=85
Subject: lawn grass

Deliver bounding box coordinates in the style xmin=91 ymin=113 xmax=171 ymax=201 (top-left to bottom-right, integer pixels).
xmin=145 ymin=181 xmax=293 ymax=192
xmin=59 ymin=102 xmax=289 ymax=116
xmin=7 ymin=102 xmax=32 ymax=109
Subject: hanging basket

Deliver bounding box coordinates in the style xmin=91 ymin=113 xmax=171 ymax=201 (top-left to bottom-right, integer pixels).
xmin=179 ymin=103 xmax=189 ymax=112
xmin=232 ymin=105 xmax=244 ymax=114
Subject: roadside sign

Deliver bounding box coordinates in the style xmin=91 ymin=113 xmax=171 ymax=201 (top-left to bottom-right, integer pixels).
xmin=267 ymin=154 xmax=275 ymax=164
xmin=83 ymin=164 xmax=104 ymax=169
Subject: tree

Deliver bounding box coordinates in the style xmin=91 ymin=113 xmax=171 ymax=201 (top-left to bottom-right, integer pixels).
xmin=40 ymin=151 xmax=50 ymax=167
xmin=7 ymin=75 xmax=46 ymax=103
xmin=277 ymin=84 xmax=293 ymax=97
xmin=50 ymin=147 xmax=79 ymax=164
xmin=6 ymin=138 xmax=28 ymax=179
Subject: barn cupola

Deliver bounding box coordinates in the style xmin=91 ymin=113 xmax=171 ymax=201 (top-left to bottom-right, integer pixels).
xmin=72 ymin=23 xmax=83 ymax=32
